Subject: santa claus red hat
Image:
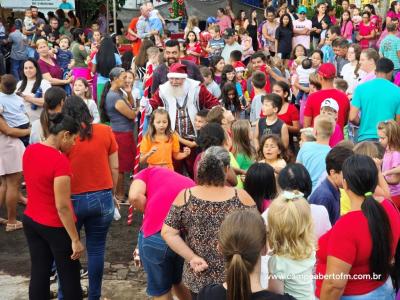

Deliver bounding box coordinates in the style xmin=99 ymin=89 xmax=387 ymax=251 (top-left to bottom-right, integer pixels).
xmin=233 ymin=61 xmax=246 ymax=73
xmin=167 ymin=63 xmax=188 ymax=79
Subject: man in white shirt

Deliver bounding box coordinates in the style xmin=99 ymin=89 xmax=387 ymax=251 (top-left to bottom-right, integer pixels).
xmin=221 ymin=28 xmax=242 ymax=63
xmin=292 ymin=6 xmax=312 ymax=51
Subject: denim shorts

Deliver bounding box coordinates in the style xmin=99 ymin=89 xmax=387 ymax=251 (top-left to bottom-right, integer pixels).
xmin=138 ymin=231 xmax=184 ymax=296
xmin=340 ymin=277 xmax=395 ymax=300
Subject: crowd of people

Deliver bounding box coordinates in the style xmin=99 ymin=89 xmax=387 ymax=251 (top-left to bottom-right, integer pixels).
xmin=0 ymin=0 xmax=400 ymax=299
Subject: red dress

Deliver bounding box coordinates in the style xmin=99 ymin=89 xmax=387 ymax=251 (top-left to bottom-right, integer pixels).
xmin=186 ymin=42 xmax=202 ymax=65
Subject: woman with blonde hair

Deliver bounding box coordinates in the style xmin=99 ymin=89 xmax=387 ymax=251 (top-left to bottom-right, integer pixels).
xmin=197 ymin=210 xmax=295 ymax=300
xmin=267 ymin=191 xmax=315 ymax=300
xmin=184 ymin=16 xmax=201 ymax=40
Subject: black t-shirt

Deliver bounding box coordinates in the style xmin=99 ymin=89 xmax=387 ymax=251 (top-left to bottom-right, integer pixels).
xmin=275 ymin=26 xmax=293 ymax=54
xmin=198 ymin=284 xmax=296 ymax=300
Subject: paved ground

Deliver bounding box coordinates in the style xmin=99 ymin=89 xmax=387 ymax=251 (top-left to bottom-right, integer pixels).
xmin=0 ymin=203 xmax=149 ymax=299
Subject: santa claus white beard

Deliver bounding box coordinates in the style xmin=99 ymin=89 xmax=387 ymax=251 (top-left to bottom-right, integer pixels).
xmin=165 ymin=82 xmax=186 ymax=98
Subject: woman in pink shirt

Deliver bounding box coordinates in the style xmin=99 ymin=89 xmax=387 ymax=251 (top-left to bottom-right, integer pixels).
xmin=340 ymin=10 xmax=354 ymax=43
xmin=386 ymin=0 xmax=400 ymax=25
xmin=129 ymin=167 xmax=195 ymax=300
xmin=356 ymin=12 xmax=376 ymax=49
xmin=217 ymin=8 xmax=232 ymax=34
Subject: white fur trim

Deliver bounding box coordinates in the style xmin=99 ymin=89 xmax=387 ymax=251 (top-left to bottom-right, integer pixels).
xmin=235 ymin=67 xmax=245 ymax=72
xmin=167 ymin=73 xmax=188 ymax=79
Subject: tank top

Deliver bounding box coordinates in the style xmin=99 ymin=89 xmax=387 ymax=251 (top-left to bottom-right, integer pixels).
xmin=258 ymin=117 xmax=284 ymax=140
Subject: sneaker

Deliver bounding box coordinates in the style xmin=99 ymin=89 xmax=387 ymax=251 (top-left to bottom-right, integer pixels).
xmin=50 ymin=270 xmax=57 ymax=282
xmin=80 ymin=268 xmax=88 ymax=279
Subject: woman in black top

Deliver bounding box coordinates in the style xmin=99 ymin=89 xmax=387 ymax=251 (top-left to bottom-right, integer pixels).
xmin=246 ymin=9 xmax=259 ymax=51
xmin=275 ymin=13 xmax=293 ymax=61
xmin=310 ymin=3 xmax=331 ymax=49
xmin=197 ymin=210 xmax=295 ymax=300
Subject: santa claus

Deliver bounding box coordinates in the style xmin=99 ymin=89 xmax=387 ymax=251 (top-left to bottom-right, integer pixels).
xmin=149 ymin=63 xmax=219 ymax=139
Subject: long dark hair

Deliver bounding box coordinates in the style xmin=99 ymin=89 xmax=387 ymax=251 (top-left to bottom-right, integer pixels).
xmin=96 ymin=37 xmax=118 ymax=78
xmin=221 ymin=64 xmax=237 ymax=87
xmin=342 ymin=154 xmax=393 ymax=281
xmin=209 ymin=55 xmax=224 ymax=77
xmin=18 ymin=58 xmax=43 ymax=94
xmin=99 ymin=81 xmax=112 ymax=123
xmin=62 ymin=96 xmax=93 ymax=140
xmin=272 ymin=80 xmax=290 ymax=103
xmin=41 ymin=87 xmax=67 ymax=139
xmin=71 ymin=28 xmax=85 ymax=45
xmin=48 ymin=112 xmax=80 ymax=136
xmin=221 ymin=82 xmax=241 ymax=112
xmin=279 ymin=13 xmax=293 ymax=30
xmin=244 ymin=163 xmax=277 ymax=212
xmin=185 ymin=30 xmax=198 ymax=44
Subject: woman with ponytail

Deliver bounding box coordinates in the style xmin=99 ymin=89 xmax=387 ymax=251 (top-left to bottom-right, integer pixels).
xmin=162 ymin=146 xmax=256 ymax=299
xmin=317 ymin=154 xmax=400 ymax=299
xmin=30 ymin=87 xmax=66 ymax=144
xmin=23 ymin=112 xmax=84 ymax=299
xmin=197 ymin=210 xmax=295 ymax=300
xmin=99 ymin=67 xmax=138 ymax=203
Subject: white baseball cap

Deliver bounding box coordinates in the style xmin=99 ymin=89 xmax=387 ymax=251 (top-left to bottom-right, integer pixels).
xmin=321 ymin=98 xmax=339 ymax=112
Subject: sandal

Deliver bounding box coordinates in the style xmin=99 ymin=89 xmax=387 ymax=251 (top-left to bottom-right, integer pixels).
xmin=0 ymin=218 xmax=8 ymax=225
xmin=6 ymin=221 xmax=23 ymax=232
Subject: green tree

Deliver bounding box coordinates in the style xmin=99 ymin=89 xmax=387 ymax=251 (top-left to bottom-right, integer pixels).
xmin=76 ymin=0 xmax=126 ymax=26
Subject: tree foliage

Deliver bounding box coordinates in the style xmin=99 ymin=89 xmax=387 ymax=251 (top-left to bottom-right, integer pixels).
xmin=76 ymin=0 xmax=126 ymax=26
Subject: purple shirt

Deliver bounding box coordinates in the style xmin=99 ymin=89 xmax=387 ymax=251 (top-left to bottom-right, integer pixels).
xmin=383 ymin=150 xmax=400 ymax=196
xmin=135 ymin=167 xmax=195 ymax=237
xmin=38 ymin=58 xmax=63 ymax=82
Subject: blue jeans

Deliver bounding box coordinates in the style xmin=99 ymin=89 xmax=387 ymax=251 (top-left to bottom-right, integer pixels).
xmin=138 ymin=231 xmax=183 ymax=296
xmin=341 ymin=277 xmax=395 ymax=299
xmin=10 ymin=58 xmax=24 ymax=80
xmin=71 ymin=189 xmax=114 ymax=300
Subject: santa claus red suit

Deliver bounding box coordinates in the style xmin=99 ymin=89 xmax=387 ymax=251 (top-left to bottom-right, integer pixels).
xmin=149 ymin=63 xmax=219 ymax=138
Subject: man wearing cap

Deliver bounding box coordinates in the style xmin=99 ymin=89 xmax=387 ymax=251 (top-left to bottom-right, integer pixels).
xmin=304 ymin=63 xmax=350 ymax=129
xmin=350 ymin=58 xmax=400 ymax=142
xmin=221 ymin=28 xmax=242 ymax=63
xmin=7 ymin=19 xmax=28 ymax=80
xmin=293 ymin=6 xmax=312 ymax=51
xmin=151 ymin=39 xmax=203 ymax=95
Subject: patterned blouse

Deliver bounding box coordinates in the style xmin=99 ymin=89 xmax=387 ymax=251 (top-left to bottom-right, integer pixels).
xmin=164 ymin=188 xmax=256 ymax=293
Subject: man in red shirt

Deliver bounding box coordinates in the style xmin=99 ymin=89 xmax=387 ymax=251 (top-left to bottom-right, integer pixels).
xmin=303 ymin=63 xmax=350 ymax=129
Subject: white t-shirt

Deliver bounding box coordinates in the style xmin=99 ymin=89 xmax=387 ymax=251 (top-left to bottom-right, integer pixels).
xmin=340 ymin=62 xmax=366 ymax=96
xmin=83 ymin=98 xmax=100 ymax=124
xmin=296 ymin=66 xmax=315 ymax=84
xmin=260 ymin=204 xmax=330 ymax=289
xmin=292 ymin=19 xmax=312 ymax=50
xmin=16 ymin=79 xmax=51 ymax=122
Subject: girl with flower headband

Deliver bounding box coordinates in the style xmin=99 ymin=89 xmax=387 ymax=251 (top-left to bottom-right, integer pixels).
xmin=266 ymin=190 xmax=316 ymax=300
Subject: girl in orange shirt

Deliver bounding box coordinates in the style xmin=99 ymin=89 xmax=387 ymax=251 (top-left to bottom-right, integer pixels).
xmin=140 ymin=109 xmax=191 ymax=170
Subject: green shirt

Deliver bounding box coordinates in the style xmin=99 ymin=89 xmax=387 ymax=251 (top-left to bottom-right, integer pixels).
xmin=379 ymin=34 xmax=400 ymax=70
xmin=71 ymin=41 xmax=89 ymax=68
xmin=235 ymin=153 xmax=254 ymax=171
xmin=352 ymin=78 xmax=400 ymax=141
xmin=229 ymin=152 xmax=243 ymax=189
